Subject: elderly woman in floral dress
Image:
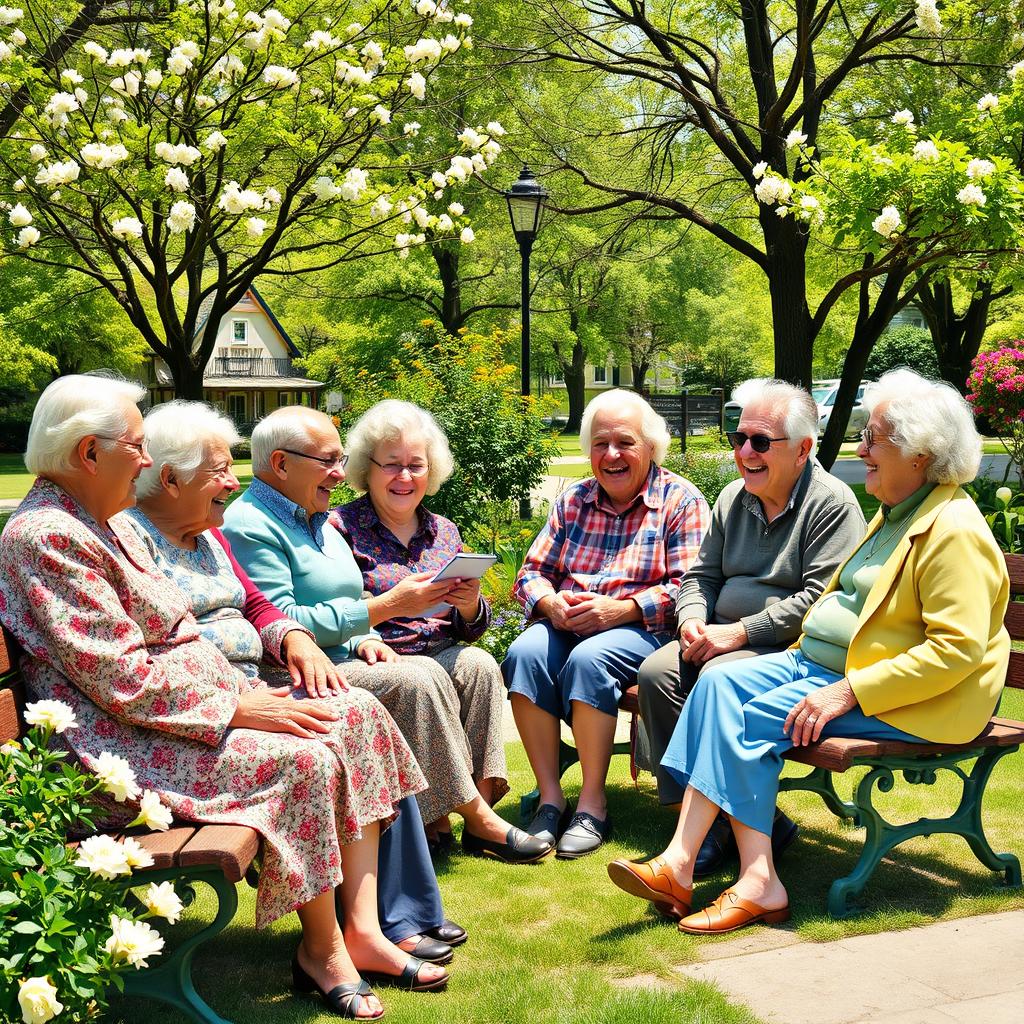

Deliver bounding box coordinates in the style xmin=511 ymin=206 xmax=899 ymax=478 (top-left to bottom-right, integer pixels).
xmin=0 ymin=376 xmax=446 ymax=1020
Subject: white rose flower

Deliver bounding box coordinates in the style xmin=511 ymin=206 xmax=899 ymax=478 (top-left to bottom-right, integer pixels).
xmin=785 ymin=129 xmax=807 ymax=149
xmin=44 ymin=91 xmax=80 ymax=119
xmin=312 ymin=175 xmax=341 ymax=201
xmin=164 ymin=167 xmax=189 ymax=192
xmin=403 ymin=121 xmax=421 ymax=136
xmin=775 ymin=206 xmax=789 ymax=218
xmin=8 ymin=202 xmax=31 ymax=227
xmin=29 ymin=143 xmax=46 ymax=162
xmin=340 ymin=167 xmax=368 ymax=202
xmin=966 ymin=158 xmax=996 ymax=180
xmin=203 ymin=130 xmax=228 ymax=152
xmin=459 ymin=226 xmax=474 ymax=244
xmin=75 ymin=834 xmax=132 ymax=879
xmin=133 ymin=789 xmax=173 ymax=831
xmin=264 ymin=8 xmax=291 ymax=32
xmin=245 ymin=216 xmax=267 ymax=239
xmin=9 ymin=26 xmax=24 ymax=45
xmin=957 ymin=183 xmax=986 ymax=207
xmin=80 ymin=142 xmax=130 ymax=169
xmin=34 ymin=160 xmax=80 ymax=187
xmin=92 ymin=750 xmax=141 ymax=801
xmin=977 ymin=93 xmax=999 ymax=113
xmin=871 ymin=205 xmax=902 ymax=237
xmin=436 ymin=213 xmax=454 ymax=231
xmin=751 ymin=160 xmax=768 ymax=179
xmin=411 ymin=204 xmax=431 ymax=228
xmin=176 ymin=40 xmax=201 ymax=60
xmin=13 ymin=177 xmax=25 ymax=191
xmin=107 ymin=48 xmax=135 ymax=68
xmin=481 ymin=139 xmax=501 ymax=164
xmin=408 ymin=72 xmax=426 ymax=101
xmin=361 ymin=39 xmax=384 ymax=68
xmin=404 ymin=37 xmax=442 ymax=63
xmin=754 ymin=175 xmax=792 ymax=205
xmin=167 ymin=199 xmax=196 ymax=234
xmin=915 ymin=0 xmax=942 ymax=35
xmin=263 ymin=65 xmax=299 ymax=89
xmin=0 ymin=40 xmax=11 ymax=62
xmin=104 ymin=914 xmax=165 ymax=968
xmin=16 ymin=225 xmax=40 ymax=248
xmin=486 ymin=121 xmax=506 ymax=137
xmin=415 ymin=0 xmax=437 ymax=16
xmin=132 ymin=47 xmax=151 ymax=64
xmin=454 ymin=13 xmax=473 ymax=28
xmin=447 ymin=154 xmax=474 ymax=181
xmin=143 ymin=68 xmax=163 ymax=89
xmin=140 ymin=881 xmax=185 ymax=923
xmin=439 ymin=34 xmax=460 ymax=52
xmin=17 ymin=977 xmax=63 ymax=1024
xmin=448 ymin=202 xmax=464 ymax=216
xmin=120 ymin=836 xmax=154 ymax=869
xmin=372 ymin=104 xmax=391 ymax=125
xmin=892 ymin=109 xmax=915 ymax=126
xmin=263 ymin=186 xmax=282 ymax=206
xmin=305 ymin=29 xmax=340 ymax=49
xmin=370 ymin=195 xmax=393 ymax=219
xmin=83 ymin=41 xmax=108 ymax=62
xmin=0 ymin=6 xmax=24 ymax=25
xmin=457 ymin=126 xmax=484 ymax=149
xmin=913 ymin=139 xmax=940 ymax=162
xmin=430 ymin=170 xmax=447 ymax=190
xmin=166 ymin=52 xmax=191 ymax=76
xmin=1010 ymin=61 xmax=1024 ymax=83
xmin=61 ymin=69 xmax=84 ymax=84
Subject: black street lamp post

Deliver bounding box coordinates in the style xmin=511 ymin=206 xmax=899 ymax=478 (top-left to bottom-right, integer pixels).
xmin=504 ymin=164 xmax=549 ymax=519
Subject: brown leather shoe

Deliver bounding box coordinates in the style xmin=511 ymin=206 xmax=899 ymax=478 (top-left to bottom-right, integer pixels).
xmin=607 ymin=856 xmax=692 ymax=920
xmin=677 ymin=889 xmax=790 ymax=934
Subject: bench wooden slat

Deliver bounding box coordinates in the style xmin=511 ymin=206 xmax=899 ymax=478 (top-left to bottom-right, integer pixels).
xmin=0 ymin=683 xmax=22 ymax=743
xmin=178 ymin=824 xmax=260 ymax=883
xmin=1004 ymin=602 xmax=1024 ymax=640
xmin=116 ymin=826 xmax=197 ymax=870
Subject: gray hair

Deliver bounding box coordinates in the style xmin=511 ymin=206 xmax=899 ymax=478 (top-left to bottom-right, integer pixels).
xmin=24 ymin=373 xmax=146 ymax=476
xmin=862 ymin=369 xmax=981 ymax=485
xmin=250 ymin=406 xmax=338 ymax=475
xmin=345 ymin=400 xmax=454 ymax=495
xmin=579 ymin=389 xmax=671 ymax=464
xmin=731 ymin=378 xmax=819 ymax=454
xmin=137 ymin=401 xmax=241 ymax=500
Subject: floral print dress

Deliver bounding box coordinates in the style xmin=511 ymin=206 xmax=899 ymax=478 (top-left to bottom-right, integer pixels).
xmin=0 ymin=480 xmax=425 ymax=927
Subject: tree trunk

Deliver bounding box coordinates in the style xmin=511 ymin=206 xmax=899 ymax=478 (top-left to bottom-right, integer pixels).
xmin=563 ymin=340 xmax=587 ymax=433
xmin=763 ymin=218 xmax=814 ymax=388
xmin=632 ymin=359 xmax=649 ymax=392
xmin=917 ymin=279 xmax=998 ymax=394
xmin=165 ymin=348 xmax=207 ymax=400
xmin=432 ymin=246 xmax=462 ymax=335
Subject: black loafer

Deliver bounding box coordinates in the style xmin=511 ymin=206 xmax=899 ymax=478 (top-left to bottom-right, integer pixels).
xmin=462 ymin=825 xmax=553 ymax=863
xmin=554 ymin=811 xmax=612 ymax=859
xmin=693 ymin=812 xmax=736 ymax=877
xmin=423 ymin=919 xmax=467 ymax=947
xmin=403 ymin=934 xmax=453 ymax=965
xmin=524 ymin=802 xmax=573 ymax=845
xmin=771 ymin=808 xmax=800 ymax=860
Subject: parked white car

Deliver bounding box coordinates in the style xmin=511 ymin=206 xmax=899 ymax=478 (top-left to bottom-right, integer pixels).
xmin=813 ymin=379 xmax=872 ymax=439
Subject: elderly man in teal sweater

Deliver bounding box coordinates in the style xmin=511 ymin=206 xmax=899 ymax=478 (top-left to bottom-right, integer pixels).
xmin=637 ymin=379 xmax=866 ymax=874
xmin=223 ymin=406 xmax=551 ymax=865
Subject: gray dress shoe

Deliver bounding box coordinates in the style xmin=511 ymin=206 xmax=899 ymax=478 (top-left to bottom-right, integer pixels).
xmin=554 ymin=811 xmax=612 ymax=859
xmin=525 ymin=803 xmax=573 ymax=845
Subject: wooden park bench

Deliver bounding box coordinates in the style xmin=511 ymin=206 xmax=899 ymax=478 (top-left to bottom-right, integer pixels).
xmin=0 ymin=629 xmax=258 ymax=1024
xmin=521 ymin=553 xmax=1024 ymax=919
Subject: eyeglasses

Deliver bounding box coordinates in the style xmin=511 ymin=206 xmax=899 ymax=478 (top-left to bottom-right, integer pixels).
xmin=280 ymin=448 xmax=349 ymax=470
xmin=859 ymin=428 xmax=892 ymax=450
xmin=369 ymin=455 xmax=429 ymax=478
xmin=97 ymin=435 xmax=148 ymax=457
xmin=726 ymin=431 xmax=788 ymax=454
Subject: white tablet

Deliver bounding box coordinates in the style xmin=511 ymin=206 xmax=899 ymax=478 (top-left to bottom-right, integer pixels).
xmin=432 ymin=552 xmax=498 ymax=582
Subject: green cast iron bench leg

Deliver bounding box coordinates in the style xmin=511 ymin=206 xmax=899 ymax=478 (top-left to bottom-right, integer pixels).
xmin=821 ymin=747 xmax=1022 ymax=919
xmin=780 ymin=765 xmax=860 ymax=823
xmin=122 ymin=865 xmax=239 ymax=1024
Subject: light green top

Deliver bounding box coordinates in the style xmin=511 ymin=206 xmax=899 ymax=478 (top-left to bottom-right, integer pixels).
xmin=800 ymin=483 xmax=936 ymax=673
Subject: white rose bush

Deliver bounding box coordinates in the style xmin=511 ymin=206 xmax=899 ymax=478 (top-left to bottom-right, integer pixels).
xmin=0 ymin=700 xmax=179 ymax=1023
xmin=0 ymin=0 xmax=502 ymax=398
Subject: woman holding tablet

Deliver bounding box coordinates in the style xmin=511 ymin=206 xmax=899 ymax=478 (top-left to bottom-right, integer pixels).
xmin=333 ymin=401 xmax=513 ymax=859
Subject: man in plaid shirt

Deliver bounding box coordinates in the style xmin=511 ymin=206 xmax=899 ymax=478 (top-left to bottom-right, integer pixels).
xmin=502 ymin=390 xmax=709 ymax=859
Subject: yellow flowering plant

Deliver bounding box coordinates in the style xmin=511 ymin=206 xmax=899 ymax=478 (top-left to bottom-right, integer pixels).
xmin=0 ymin=701 xmax=179 ymax=1024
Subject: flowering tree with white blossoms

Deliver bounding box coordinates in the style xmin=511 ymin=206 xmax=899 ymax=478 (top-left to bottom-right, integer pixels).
xmin=0 ymin=700 xmax=180 ymax=1024
xmin=0 ymin=0 xmax=504 ymax=397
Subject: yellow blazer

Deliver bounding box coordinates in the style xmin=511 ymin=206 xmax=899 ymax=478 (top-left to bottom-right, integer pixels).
xmin=800 ymin=484 xmax=1009 ymax=743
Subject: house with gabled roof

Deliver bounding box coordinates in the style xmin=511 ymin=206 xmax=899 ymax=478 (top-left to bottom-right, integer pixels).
xmin=145 ymin=286 xmax=324 ymax=430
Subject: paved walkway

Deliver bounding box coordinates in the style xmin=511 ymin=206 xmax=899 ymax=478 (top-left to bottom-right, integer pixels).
xmin=673 ymin=909 xmax=1023 ymax=1023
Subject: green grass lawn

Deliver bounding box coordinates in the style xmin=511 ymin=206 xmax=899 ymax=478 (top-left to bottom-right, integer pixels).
xmin=106 ymin=702 xmax=1024 ymax=1024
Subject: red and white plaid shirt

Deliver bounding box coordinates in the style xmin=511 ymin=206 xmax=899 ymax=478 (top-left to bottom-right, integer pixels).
xmin=514 ymin=464 xmax=709 ymax=634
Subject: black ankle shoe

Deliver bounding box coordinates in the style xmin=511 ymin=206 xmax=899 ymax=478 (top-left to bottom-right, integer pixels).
xmin=693 ymin=812 xmax=737 ymax=878
xmin=423 ymin=919 xmax=467 ymax=947
xmin=403 ymin=934 xmax=454 ymax=965
xmin=291 ymin=955 xmax=382 ymax=1019
xmin=462 ymin=825 xmax=553 ymax=863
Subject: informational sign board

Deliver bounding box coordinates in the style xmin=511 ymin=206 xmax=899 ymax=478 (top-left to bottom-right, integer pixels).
xmin=645 ymin=390 xmax=723 ymax=449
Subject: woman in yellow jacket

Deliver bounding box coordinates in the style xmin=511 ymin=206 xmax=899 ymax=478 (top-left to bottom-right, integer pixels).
xmin=608 ymin=369 xmax=1010 ymax=935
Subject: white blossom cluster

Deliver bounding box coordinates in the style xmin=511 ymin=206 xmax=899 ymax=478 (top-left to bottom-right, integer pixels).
xmin=977 ymin=93 xmax=999 ymax=114
xmin=957 ymin=183 xmax=986 ymax=207
xmin=891 ymin=109 xmax=915 ymax=127
xmin=872 ymin=205 xmax=902 ymax=238
xmin=913 ymin=139 xmax=940 ymax=162
xmin=914 ymin=0 xmax=942 ymax=35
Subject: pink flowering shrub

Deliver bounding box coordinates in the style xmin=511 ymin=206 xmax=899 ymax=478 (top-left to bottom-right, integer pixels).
xmin=967 ymin=345 xmax=1024 ymax=479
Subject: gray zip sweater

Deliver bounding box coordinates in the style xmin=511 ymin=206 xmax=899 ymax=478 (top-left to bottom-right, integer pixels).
xmin=674 ymin=460 xmax=866 ymax=647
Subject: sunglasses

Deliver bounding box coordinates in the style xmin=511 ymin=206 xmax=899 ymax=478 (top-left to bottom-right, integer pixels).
xmin=726 ymin=431 xmax=788 ymax=453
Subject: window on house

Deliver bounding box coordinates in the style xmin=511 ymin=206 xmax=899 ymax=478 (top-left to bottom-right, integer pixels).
xmin=593 ymin=365 xmax=607 ymax=384
xmin=232 ymin=320 xmax=248 ymax=343
xmin=278 ymin=391 xmax=290 ymax=408
xmin=551 ymin=371 xmax=564 ymax=384
xmin=227 ymin=394 xmax=246 ymax=423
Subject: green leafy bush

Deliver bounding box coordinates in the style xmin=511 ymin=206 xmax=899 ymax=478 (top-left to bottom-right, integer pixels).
xmin=967 ymin=345 xmax=1024 ymax=481
xmin=664 ymin=443 xmax=738 ymax=509
xmin=340 ymin=323 xmax=560 ymax=534
xmin=1 ymin=702 xmax=180 ymax=1024
xmin=964 ymin=480 xmax=1024 ymax=553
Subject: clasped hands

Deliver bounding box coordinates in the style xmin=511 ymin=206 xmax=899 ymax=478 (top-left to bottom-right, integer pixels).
xmin=541 ymin=591 xmax=638 ymax=636
xmin=678 ymin=618 xmax=748 ymax=665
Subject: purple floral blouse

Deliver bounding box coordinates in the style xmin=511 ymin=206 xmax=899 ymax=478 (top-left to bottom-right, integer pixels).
xmin=332 ymin=496 xmax=491 ymax=655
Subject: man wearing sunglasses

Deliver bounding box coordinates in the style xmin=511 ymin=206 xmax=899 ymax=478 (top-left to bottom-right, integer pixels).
xmin=636 ymin=378 xmax=865 ymax=874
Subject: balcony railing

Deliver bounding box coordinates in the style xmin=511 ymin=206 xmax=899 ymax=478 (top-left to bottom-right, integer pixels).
xmin=207 ymin=356 xmax=294 ymax=378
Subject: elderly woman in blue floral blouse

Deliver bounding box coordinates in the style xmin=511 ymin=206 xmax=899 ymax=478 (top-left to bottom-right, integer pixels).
xmin=333 ymin=400 xmax=508 ymax=855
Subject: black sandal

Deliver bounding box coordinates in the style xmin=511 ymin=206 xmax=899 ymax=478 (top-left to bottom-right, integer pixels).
xmin=361 ymin=956 xmax=448 ymax=992
xmin=401 ymin=934 xmax=454 ymax=964
xmin=292 ymin=955 xmax=384 ymax=1019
